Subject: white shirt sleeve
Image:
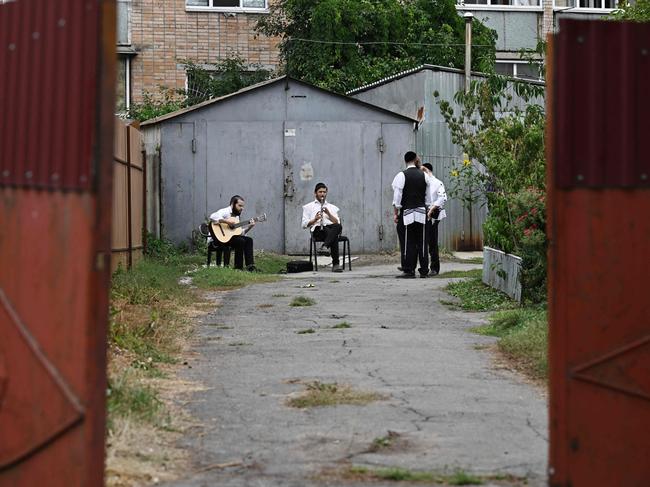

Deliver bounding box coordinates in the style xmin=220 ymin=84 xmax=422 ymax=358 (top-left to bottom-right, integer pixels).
xmin=434 ymin=180 xmax=447 ymax=209
xmin=301 ymin=203 xmax=313 ymax=229
xmin=210 ymin=207 xmax=235 ymax=222
xmin=391 ymin=172 xmax=405 ymax=208
xmin=424 ymin=175 xmax=433 ymax=208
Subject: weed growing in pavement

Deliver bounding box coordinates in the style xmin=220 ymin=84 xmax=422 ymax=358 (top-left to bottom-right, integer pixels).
xmin=287 ymin=381 xmax=384 ymax=408
xmin=473 ymin=307 xmax=548 ymax=380
xmin=437 ymin=269 xmax=482 ymax=279
xmin=331 ymin=322 xmax=351 ymax=329
xmin=271 ymin=293 xmax=288 ymax=298
xmin=444 ymin=278 xmax=516 ymax=312
xmin=296 ymin=328 xmax=316 ymax=334
xmin=290 ymin=296 xmax=316 ymax=307
xmin=228 ymin=342 xmax=252 ymax=347
xmin=192 ymin=266 xmax=278 ymax=289
xmin=257 ymin=303 xmax=274 ymax=308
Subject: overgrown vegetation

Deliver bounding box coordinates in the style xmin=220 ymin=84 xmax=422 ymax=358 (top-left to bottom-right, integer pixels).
xmin=338 ymin=465 xmax=522 ymax=485
xmin=473 ymin=307 xmax=548 ymax=380
xmin=444 ymin=278 xmax=517 ymax=312
xmin=437 ymin=268 xmax=482 ymax=279
xmin=256 ymin=0 xmax=497 ymax=93
xmin=127 ymin=54 xmax=272 ymax=121
xmin=332 ymin=321 xmax=351 ymax=329
xmin=436 ymin=44 xmax=547 ymax=304
xmin=609 ymin=0 xmax=650 ymax=20
xmin=287 ymin=381 xmax=384 ymax=408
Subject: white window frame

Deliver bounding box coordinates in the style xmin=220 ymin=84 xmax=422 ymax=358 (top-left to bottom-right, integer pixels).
xmin=553 ymin=0 xmax=618 ymax=12
xmin=186 ymin=0 xmax=268 ymax=13
xmin=495 ymin=60 xmax=544 ymax=81
xmin=456 ymin=0 xmax=543 ymax=11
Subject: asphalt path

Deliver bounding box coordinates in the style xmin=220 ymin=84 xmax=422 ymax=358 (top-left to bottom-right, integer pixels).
xmin=164 ymin=261 xmax=548 ymax=487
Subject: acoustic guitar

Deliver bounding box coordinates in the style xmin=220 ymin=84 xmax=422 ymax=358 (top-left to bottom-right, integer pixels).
xmin=210 ymin=213 xmax=267 ymax=244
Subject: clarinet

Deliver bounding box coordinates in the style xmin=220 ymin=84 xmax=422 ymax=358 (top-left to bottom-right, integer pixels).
xmin=319 ymin=200 xmax=325 ymax=229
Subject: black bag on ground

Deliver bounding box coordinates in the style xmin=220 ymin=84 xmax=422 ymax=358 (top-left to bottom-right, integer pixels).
xmin=286 ymin=260 xmax=313 ymax=273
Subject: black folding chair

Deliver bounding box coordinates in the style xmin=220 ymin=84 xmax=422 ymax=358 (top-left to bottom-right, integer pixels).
xmin=309 ymin=233 xmax=351 ymax=271
xmin=199 ymin=223 xmax=231 ymax=267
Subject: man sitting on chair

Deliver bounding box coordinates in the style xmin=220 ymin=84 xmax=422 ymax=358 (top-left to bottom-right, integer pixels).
xmin=210 ymin=195 xmax=257 ymax=272
xmin=302 ymin=182 xmax=344 ymax=272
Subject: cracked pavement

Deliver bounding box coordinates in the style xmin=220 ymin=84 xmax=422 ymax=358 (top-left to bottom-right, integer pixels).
xmin=163 ymin=261 xmax=548 ymax=487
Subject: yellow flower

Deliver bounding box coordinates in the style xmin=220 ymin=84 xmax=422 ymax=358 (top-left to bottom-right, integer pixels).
xmin=451 ymin=170 xmax=459 ymax=177
xmin=463 ymin=154 xmax=471 ymax=166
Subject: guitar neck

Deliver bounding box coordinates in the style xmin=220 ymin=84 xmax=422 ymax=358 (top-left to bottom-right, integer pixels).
xmin=232 ymin=215 xmax=264 ymax=229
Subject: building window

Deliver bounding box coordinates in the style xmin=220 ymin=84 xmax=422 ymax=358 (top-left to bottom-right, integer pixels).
xmin=116 ymin=0 xmax=131 ymax=45
xmin=458 ymin=0 xmax=541 ymax=6
xmin=116 ymin=56 xmax=130 ymax=114
xmin=186 ymin=0 xmax=267 ymax=11
xmin=554 ymin=0 xmax=617 ymax=8
xmin=495 ymin=61 xmax=543 ymax=81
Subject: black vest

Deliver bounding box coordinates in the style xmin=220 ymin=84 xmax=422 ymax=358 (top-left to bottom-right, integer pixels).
xmin=401 ymin=166 xmax=426 ymax=209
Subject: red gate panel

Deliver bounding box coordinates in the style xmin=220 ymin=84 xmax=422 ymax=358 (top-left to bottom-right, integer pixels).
xmin=0 ymin=0 xmax=115 ymax=485
xmin=549 ymin=19 xmax=650 ymax=487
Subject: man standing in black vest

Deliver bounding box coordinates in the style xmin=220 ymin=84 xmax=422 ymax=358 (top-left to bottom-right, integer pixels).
xmin=392 ymin=151 xmax=432 ymax=278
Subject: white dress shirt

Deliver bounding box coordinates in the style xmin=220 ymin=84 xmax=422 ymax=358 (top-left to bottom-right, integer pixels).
xmin=426 ymin=174 xmax=447 ymax=221
xmin=302 ymin=200 xmax=340 ymax=232
xmin=210 ymin=206 xmax=239 ymax=223
xmin=391 ymin=164 xmax=433 ymax=225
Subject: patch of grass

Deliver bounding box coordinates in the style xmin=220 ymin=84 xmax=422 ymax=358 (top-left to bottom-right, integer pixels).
xmin=287 ymin=381 xmax=384 ymax=408
xmin=444 ymin=278 xmax=517 ymax=312
xmin=290 ymin=296 xmax=316 ymax=307
xmin=341 ymin=466 xmax=485 ymax=484
xmin=331 ymin=321 xmax=351 ymax=329
xmin=297 ymin=328 xmax=316 ymax=334
xmin=271 ymin=293 xmax=288 ymax=298
xmin=437 ymin=268 xmax=482 ymax=279
xmin=257 ymin=303 xmax=274 ymax=308
xmin=254 ymin=251 xmax=293 ymax=274
xmin=107 ymin=371 xmax=165 ymax=427
xmin=192 ymin=266 xmax=279 ymax=289
xmin=205 ymin=323 xmax=232 ymax=329
xmin=474 ymin=307 xmax=548 ymax=380
xmin=228 ymin=341 xmax=252 ymax=347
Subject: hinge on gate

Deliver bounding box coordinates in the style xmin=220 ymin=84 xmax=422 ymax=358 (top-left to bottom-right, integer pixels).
xmin=378 ymin=225 xmax=384 ymax=241
xmin=377 ymin=137 xmax=385 ymax=153
xmin=191 ymin=138 xmax=197 ymax=153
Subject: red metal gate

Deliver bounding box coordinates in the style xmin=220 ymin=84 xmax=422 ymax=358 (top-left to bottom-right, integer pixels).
xmin=0 ymin=1 xmax=115 ymax=485
xmin=549 ymin=19 xmax=650 ymax=486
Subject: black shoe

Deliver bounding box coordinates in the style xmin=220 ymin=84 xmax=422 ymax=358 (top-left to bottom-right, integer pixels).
xmin=246 ymin=265 xmax=259 ymax=272
xmin=430 ymin=270 xmax=439 ymax=276
xmin=397 ymin=266 xmax=403 ymax=271
xmin=419 ymin=273 xmax=429 ymax=278
xmin=331 ymin=264 xmax=343 ymax=273
xmin=395 ymin=272 xmax=416 ymax=279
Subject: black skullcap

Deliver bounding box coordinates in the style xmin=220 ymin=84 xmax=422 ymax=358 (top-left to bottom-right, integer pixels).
xmin=404 ymin=151 xmax=417 ymax=163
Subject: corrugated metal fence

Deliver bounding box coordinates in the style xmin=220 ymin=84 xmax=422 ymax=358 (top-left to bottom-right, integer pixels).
xmin=112 ymin=118 xmax=145 ymax=272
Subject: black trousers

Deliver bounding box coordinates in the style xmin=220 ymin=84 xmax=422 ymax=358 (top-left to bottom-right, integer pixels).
xmin=398 ymin=211 xmax=428 ymax=275
xmin=229 ymin=235 xmax=254 ymax=269
xmin=425 ymin=218 xmax=440 ymax=274
xmin=313 ymin=224 xmax=342 ymax=265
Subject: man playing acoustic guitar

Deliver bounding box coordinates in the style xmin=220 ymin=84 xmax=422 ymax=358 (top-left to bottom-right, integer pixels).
xmin=210 ymin=195 xmax=257 ymax=272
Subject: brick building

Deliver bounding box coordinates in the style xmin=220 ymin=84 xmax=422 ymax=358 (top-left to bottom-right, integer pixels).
xmin=116 ymin=0 xmax=281 ymax=111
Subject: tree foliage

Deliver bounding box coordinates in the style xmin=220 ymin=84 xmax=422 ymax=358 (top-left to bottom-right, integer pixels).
xmin=127 ymin=54 xmax=271 ymax=121
xmin=436 ymin=69 xmax=547 ymax=302
xmin=256 ymin=0 xmax=497 ymax=93
xmin=609 ymin=0 xmax=650 ymax=21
